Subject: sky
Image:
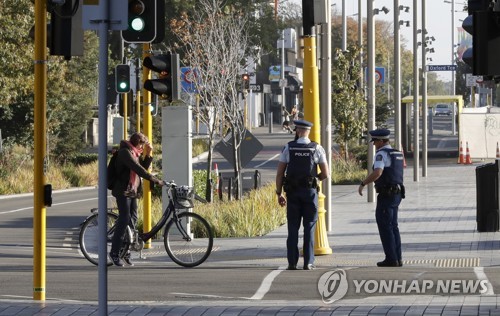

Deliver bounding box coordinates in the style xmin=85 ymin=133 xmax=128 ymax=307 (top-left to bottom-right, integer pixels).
xmin=290 ymin=0 xmax=469 ymax=82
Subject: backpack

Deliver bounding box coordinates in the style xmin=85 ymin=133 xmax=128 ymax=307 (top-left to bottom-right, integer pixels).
xmin=107 ymin=150 xmax=118 ymax=190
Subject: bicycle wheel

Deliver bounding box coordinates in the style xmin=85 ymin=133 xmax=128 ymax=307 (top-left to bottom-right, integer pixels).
xmin=79 ymin=211 xmax=118 ymax=266
xmin=164 ymin=212 xmax=213 ymax=267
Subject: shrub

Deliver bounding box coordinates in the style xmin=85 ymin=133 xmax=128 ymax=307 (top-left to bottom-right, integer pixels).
xmin=68 ymin=153 xmax=99 ymax=165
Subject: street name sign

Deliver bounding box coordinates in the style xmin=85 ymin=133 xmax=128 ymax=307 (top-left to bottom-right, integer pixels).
xmin=427 ymin=65 xmax=457 ymax=71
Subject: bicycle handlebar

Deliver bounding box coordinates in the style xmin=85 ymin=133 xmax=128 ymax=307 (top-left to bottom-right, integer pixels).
xmin=162 ymin=180 xmax=177 ymax=188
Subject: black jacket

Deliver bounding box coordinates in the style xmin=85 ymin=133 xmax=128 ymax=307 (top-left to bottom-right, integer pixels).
xmin=111 ymin=140 xmax=156 ymax=198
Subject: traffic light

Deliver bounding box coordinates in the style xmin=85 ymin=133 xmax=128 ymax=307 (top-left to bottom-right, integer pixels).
xmin=49 ymin=0 xmax=83 ymax=60
xmin=242 ymin=73 xmax=250 ymax=90
xmin=462 ymin=0 xmax=500 ymax=75
xmin=143 ymin=53 xmax=181 ymax=101
xmin=121 ymin=0 xmax=157 ymax=43
xmin=115 ymin=64 xmax=131 ymax=93
xmin=150 ymin=94 xmax=159 ymax=116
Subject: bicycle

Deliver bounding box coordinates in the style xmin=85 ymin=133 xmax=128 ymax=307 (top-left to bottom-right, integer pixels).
xmin=79 ymin=180 xmax=214 ymax=268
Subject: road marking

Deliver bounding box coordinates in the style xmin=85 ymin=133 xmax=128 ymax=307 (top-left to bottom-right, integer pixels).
xmin=474 ymin=266 xmax=494 ymax=295
xmin=0 ymin=197 xmax=100 ymax=215
xmin=255 ymin=154 xmax=280 ymax=168
xmin=249 ymin=265 xmax=286 ymax=300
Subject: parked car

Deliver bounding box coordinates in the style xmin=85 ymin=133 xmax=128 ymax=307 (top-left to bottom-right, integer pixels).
xmin=434 ymin=104 xmax=452 ymax=116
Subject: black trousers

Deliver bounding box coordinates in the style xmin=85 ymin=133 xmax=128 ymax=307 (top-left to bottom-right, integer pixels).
xmin=110 ymin=195 xmax=138 ymax=256
xmin=286 ymin=188 xmax=318 ymax=267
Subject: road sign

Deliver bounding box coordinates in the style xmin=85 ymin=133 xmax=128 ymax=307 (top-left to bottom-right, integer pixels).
xmin=180 ymin=67 xmax=199 ymax=93
xmin=375 ymin=67 xmax=385 ymax=84
xmin=466 ymin=74 xmax=483 ymax=87
xmin=427 ymin=65 xmax=457 ymax=71
xmin=215 ymin=129 xmax=263 ymax=168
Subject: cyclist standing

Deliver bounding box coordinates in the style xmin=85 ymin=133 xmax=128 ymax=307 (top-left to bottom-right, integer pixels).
xmin=109 ymin=132 xmax=163 ymax=267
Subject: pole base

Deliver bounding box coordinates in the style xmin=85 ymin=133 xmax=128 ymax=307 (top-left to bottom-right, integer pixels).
xmin=314 ymin=192 xmax=332 ymax=255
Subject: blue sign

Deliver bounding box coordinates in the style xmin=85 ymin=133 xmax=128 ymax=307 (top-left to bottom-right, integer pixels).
xmin=427 ymin=65 xmax=457 ymax=71
xmin=364 ymin=67 xmax=385 ymax=84
xmin=181 ymin=67 xmax=199 ymax=93
xmin=375 ymin=67 xmax=385 ymax=84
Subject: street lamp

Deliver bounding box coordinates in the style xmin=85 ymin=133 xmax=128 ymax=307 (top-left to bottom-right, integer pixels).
xmin=399 ymin=20 xmax=410 ymax=27
xmin=412 ymin=0 xmax=420 ymax=182
xmin=394 ymin=1 xmax=410 ymax=152
xmin=342 ymin=0 xmax=346 ymax=51
xmin=366 ymin=3 xmax=390 ymax=202
xmin=399 ymin=5 xmax=410 ymax=13
xmin=374 ymin=6 xmax=390 ymax=15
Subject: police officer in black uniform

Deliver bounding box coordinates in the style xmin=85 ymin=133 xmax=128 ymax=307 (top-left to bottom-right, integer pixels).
xmin=276 ymin=120 xmax=330 ymax=270
xmin=358 ymin=129 xmax=405 ymax=267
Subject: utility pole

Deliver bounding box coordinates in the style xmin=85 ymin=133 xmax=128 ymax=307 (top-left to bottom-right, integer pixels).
xmin=367 ymin=0 xmax=376 ymax=202
xmin=320 ymin=0 xmax=332 ymax=231
xmin=394 ymin=0 xmax=402 ymax=151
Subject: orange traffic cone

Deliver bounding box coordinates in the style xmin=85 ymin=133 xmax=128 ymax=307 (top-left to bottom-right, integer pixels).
xmin=458 ymin=141 xmax=464 ymax=164
xmin=496 ymin=142 xmax=500 ymax=158
xmin=465 ymin=142 xmax=472 ymax=165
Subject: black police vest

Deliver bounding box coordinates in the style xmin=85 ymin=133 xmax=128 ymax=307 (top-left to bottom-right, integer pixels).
xmin=374 ymin=148 xmax=404 ymax=187
xmin=286 ymin=141 xmax=318 ymax=179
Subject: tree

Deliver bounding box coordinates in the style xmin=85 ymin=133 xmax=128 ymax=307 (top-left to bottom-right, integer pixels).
xmin=0 ymin=0 xmax=99 ymax=161
xmin=331 ymin=46 xmax=366 ymax=160
xmin=170 ymin=0 xmax=251 ymax=200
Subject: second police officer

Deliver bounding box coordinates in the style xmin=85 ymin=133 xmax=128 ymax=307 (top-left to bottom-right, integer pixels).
xmin=358 ymin=129 xmax=405 ymax=267
xmin=275 ymin=119 xmax=330 ymax=271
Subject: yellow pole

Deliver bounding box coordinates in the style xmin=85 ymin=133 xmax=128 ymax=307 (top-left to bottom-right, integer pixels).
xmin=33 ymin=0 xmax=47 ymax=300
xmin=302 ymin=35 xmax=332 ymax=256
xmin=123 ymin=93 xmax=128 ymax=139
xmin=142 ymin=44 xmax=152 ymax=248
xmin=136 ymin=90 xmax=141 ymax=132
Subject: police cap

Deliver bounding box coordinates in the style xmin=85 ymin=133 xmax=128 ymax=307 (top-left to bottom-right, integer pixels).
xmin=368 ymin=129 xmax=390 ymax=141
xmin=293 ymin=119 xmax=313 ymax=130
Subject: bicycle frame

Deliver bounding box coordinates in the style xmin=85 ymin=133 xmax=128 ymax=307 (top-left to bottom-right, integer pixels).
xmin=140 ymin=201 xmax=175 ymax=242
xmin=139 ymin=184 xmax=191 ymax=243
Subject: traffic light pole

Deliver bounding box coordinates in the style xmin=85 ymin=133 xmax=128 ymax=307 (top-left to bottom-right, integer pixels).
xmin=122 ymin=56 xmax=128 ymax=139
xmin=123 ymin=93 xmax=128 ymax=139
xmin=33 ymin=0 xmax=48 ymax=301
xmin=302 ymin=0 xmax=332 ymax=255
xmin=142 ymin=44 xmax=153 ymax=248
xmin=135 ymin=58 xmax=142 ymax=133
xmin=96 ymin=1 xmax=111 ymax=314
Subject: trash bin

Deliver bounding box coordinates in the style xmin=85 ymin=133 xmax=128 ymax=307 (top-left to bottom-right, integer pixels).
xmin=476 ymin=160 xmax=499 ymax=232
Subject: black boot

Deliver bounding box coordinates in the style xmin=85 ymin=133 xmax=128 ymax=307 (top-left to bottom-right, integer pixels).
xmin=109 ymin=253 xmax=124 ymax=267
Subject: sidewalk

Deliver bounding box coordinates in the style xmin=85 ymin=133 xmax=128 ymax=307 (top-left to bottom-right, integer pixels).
xmin=2 ymin=127 xmax=500 ymax=315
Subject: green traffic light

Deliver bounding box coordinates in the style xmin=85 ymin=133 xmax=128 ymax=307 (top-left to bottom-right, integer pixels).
xmin=130 ymin=17 xmax=145 ymax=32
xmin=115 ymin=64 xmax=131 ymax=93
xmin=119 ymin=82 xmax=128 ymax=91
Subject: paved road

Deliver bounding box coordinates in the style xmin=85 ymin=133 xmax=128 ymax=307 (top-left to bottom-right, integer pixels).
xmin=3 ymin=124 xmax=500 ymax=315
